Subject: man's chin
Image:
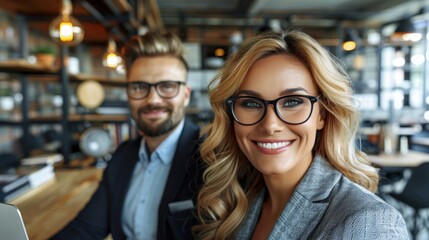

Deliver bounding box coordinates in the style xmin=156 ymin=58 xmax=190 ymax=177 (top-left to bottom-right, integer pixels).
xmin=139 ymin=120 xmax=177 ymax=137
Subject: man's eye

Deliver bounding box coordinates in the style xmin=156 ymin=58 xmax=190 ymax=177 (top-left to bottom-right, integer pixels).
xmin=135 ymin=84 xmax=148 ymax=90
xmin=160 ymin=83 xmax=175 ymax=90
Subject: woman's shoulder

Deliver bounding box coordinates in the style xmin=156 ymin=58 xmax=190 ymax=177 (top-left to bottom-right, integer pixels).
xmin=312 ymin=176 xmax=409 ymax=239
xmin=332 ymin=175 xmax=392 ymax=211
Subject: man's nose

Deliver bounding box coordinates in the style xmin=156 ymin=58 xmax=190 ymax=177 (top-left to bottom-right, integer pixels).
xmin=145 ymin=86 xmax=163 ymax=103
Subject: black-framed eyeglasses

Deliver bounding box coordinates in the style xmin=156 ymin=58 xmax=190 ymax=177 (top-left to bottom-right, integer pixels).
xmin=125 ymin=81 xmax=186 ymax=99
xmin=226 ymin=95 xmax=320 ymax=126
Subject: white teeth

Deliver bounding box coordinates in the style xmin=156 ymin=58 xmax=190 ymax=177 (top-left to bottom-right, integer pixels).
xmin=257 ymin=141 xmax=289 ymax=149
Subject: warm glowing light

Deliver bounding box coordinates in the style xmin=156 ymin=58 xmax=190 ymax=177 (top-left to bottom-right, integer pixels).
xmin=59 ymin=21 xmax=73 ymax=42
xmin=342 ymin=41 xmax=356 ymax=51
xmin=49 ymin=0 xmax=84 ymax=45
xmin=106 ymin=53 xmax=120 ymax=68
xmin=103 ymin=38 xmax=122 ymax=69
xmin=214 ymin=48 xmax=225 ymax=57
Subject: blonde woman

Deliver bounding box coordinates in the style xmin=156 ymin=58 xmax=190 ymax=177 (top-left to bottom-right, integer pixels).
xmin=194 ymin=30 xmax=409 ymax=239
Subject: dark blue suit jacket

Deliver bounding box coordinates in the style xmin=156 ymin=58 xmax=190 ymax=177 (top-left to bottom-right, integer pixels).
xmin=51 ymin=120 xmax=203 ymax=240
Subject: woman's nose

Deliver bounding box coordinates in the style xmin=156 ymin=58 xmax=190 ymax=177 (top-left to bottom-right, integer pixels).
xmin=259 ymin=105 xmax=285 ymax=134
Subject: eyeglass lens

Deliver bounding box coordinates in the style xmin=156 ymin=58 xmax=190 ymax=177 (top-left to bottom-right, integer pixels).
xmin=231 ymin=95 xmax=317 ymax=125
xmin=126 ymin=81 xmax=183 ymax=99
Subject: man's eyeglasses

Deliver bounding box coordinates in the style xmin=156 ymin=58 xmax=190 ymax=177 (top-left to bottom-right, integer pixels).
xmin=226 ymin=95 xmax=320 ymax=126
xmin=126 ymin=81 xmax=186 ymax=99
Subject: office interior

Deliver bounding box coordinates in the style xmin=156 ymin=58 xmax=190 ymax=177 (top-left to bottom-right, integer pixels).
xmin=0 ymin=0 xmax=428 ymax=239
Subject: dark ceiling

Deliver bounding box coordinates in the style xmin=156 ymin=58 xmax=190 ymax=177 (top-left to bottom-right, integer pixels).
xmin=0 ymin=0 xmax=426 ymax=46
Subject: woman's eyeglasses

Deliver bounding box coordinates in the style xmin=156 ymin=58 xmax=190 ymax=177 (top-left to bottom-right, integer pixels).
xmin=226 ymin=95 xmax=320 ymax=126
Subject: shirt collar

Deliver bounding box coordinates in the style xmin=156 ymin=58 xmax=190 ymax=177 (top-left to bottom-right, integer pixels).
xmin=139 ymin=120 xmax=185 ymax=165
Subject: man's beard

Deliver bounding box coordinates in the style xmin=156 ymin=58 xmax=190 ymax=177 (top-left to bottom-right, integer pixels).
xmin=136 ymin=106 xmax=183 ymax=137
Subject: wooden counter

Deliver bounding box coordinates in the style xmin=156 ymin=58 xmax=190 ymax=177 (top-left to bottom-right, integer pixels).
xmin=10 ymin=167 xmax=103 ymax=240
xmin=368 ymin=150 xmax=429 ymax=168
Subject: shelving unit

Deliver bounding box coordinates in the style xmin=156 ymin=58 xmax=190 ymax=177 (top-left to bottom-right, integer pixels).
xmin=0 ymin=59 xmax=130 ymax=163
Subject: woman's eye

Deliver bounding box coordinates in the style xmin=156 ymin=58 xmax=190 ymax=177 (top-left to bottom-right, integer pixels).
xmin=282 ymin=98 xmax=304 ymax=108
xmin=240 ymin=99 xmax=262 ymax=109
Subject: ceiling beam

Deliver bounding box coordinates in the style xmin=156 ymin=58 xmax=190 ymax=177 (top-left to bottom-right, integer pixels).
xmin=110 ymin=0 xmax=130 ymax=13
xmin=148 ymin=0 xmax=165 ymax=32
xmin=79 ymin=0 xmax=126 ymax=42
xmin=233 ymin=0 xmax=258 ymax=17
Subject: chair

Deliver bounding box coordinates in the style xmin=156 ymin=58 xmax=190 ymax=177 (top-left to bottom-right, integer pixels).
xmin=389 ymin=162 xmax=429 ymax=239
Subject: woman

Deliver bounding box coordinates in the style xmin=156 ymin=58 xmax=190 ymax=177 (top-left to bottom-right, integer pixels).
xmin=193 ymin=30 xmax=409 ymax=239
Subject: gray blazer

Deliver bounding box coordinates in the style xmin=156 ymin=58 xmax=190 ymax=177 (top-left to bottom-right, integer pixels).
xmin=236 ymin=155 xmax=409 ymax=240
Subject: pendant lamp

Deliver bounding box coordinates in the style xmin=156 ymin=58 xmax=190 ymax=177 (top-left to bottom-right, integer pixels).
xmin=49 ymin=0 xmax=84 ymax=46
xmin=342 ymin=33 xmax=356 ymax=51
xmin=391 ymin=18 xmax=421 ymax=42
xmin=102 ymin=37 xmax=122 ymax=69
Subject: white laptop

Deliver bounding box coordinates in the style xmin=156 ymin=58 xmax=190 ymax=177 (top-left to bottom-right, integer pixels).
xmin=0 ymin=203 xmax=29 ymax=240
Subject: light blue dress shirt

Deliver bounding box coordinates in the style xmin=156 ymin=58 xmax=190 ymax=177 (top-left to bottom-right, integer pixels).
xmin=121 ymin=120 xmax=184 ymax=240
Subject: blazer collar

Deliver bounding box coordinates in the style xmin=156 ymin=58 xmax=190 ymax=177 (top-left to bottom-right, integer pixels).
xmin=237 ymin=156 xmax=342 ymax=239
xmin=273 ymin=155 xmax=341 ymax=239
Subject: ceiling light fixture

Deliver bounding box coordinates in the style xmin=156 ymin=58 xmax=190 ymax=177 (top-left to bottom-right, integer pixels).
xmin=391 ymin=18 xmax=421 ymax=42
xmin=102 ymin=37 xmax=122 ymax=69
xmin=49 ymin=0 xmax=84 ymax=45
xmin=342 ymin=31 xmax=357 ymax=52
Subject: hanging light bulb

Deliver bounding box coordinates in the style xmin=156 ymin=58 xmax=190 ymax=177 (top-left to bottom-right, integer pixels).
xmin=49 ymin=0 xmax=84 ymax=45
xmin=103 ymin=37 xmax=122 ymax=68
xmin=342 ymin=39 xmax=356 ymax=51
xmin=342 ymin=30 xmax=358 ymax=52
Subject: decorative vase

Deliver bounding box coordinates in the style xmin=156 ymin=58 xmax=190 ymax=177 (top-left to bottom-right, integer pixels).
xmin=35 ymin=54 xmax=56 ymax=68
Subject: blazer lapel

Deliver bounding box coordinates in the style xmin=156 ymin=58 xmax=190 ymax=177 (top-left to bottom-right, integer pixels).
xmin=111 ymin=137 xmax=141 ymax=239
xmin=272 ymin=192 xmax=328 ymax=239
xmin=271 ymin=156 xmax=342 ymax=239
xmin=161 ymin=120 xmax=200 ymax=203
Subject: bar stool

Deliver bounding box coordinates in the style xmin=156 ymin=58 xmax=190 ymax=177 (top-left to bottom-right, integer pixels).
xmin=389 ymin=162 xmax=429 ymax=239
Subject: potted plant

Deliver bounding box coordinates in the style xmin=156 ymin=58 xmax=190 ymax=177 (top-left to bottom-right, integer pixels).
xmin=32 ymin=45 xmax=57 ymax=68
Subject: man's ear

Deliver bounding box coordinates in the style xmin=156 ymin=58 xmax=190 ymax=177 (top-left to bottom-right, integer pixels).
xmin=184 ymin=86 xmax=191 ymax=107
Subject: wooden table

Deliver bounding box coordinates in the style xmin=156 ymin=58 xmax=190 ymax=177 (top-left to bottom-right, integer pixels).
xmin=10 ymin=167 xmax=103 ymax=240
xmin=368 ymin=150 xmax=429 ymax=168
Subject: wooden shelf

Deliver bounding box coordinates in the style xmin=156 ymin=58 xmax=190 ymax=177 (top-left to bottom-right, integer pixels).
xmin=71 ymin=74 xmax=125 ymax=85
xmin=0 ymin=60 xmax=125 ymax=85
xmin=29 ymin=114 xmax=129 ymax=123
xmin=0 ymin=60 xmax=56 ymax=74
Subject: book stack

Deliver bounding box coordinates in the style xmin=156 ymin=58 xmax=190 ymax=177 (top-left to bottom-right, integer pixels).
xmin=14 ymin=164 xmax=55 ymax=189
xmin=0 ymin=172 xmax=31 ymax=202
xmin=0 ymin=154 xmax=60 ymax=202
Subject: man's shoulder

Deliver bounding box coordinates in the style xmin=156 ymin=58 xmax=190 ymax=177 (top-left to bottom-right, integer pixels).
xmin=183 ymin=119 xmax=201 ymax=134
xmin=116 ymin=137 xmax=142 ymax=151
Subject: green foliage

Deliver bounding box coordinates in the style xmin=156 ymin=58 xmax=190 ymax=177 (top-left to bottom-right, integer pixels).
xmin=32 ymin=45 xmax=57 ymax=55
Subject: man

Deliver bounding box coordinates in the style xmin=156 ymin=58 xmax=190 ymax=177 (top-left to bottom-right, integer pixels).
xmin=52 ymin=32 xmax=203 ymax=240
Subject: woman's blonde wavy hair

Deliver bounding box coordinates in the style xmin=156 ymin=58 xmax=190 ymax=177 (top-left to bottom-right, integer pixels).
xmin=193 ymin=30 xmax=379 ymax=240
